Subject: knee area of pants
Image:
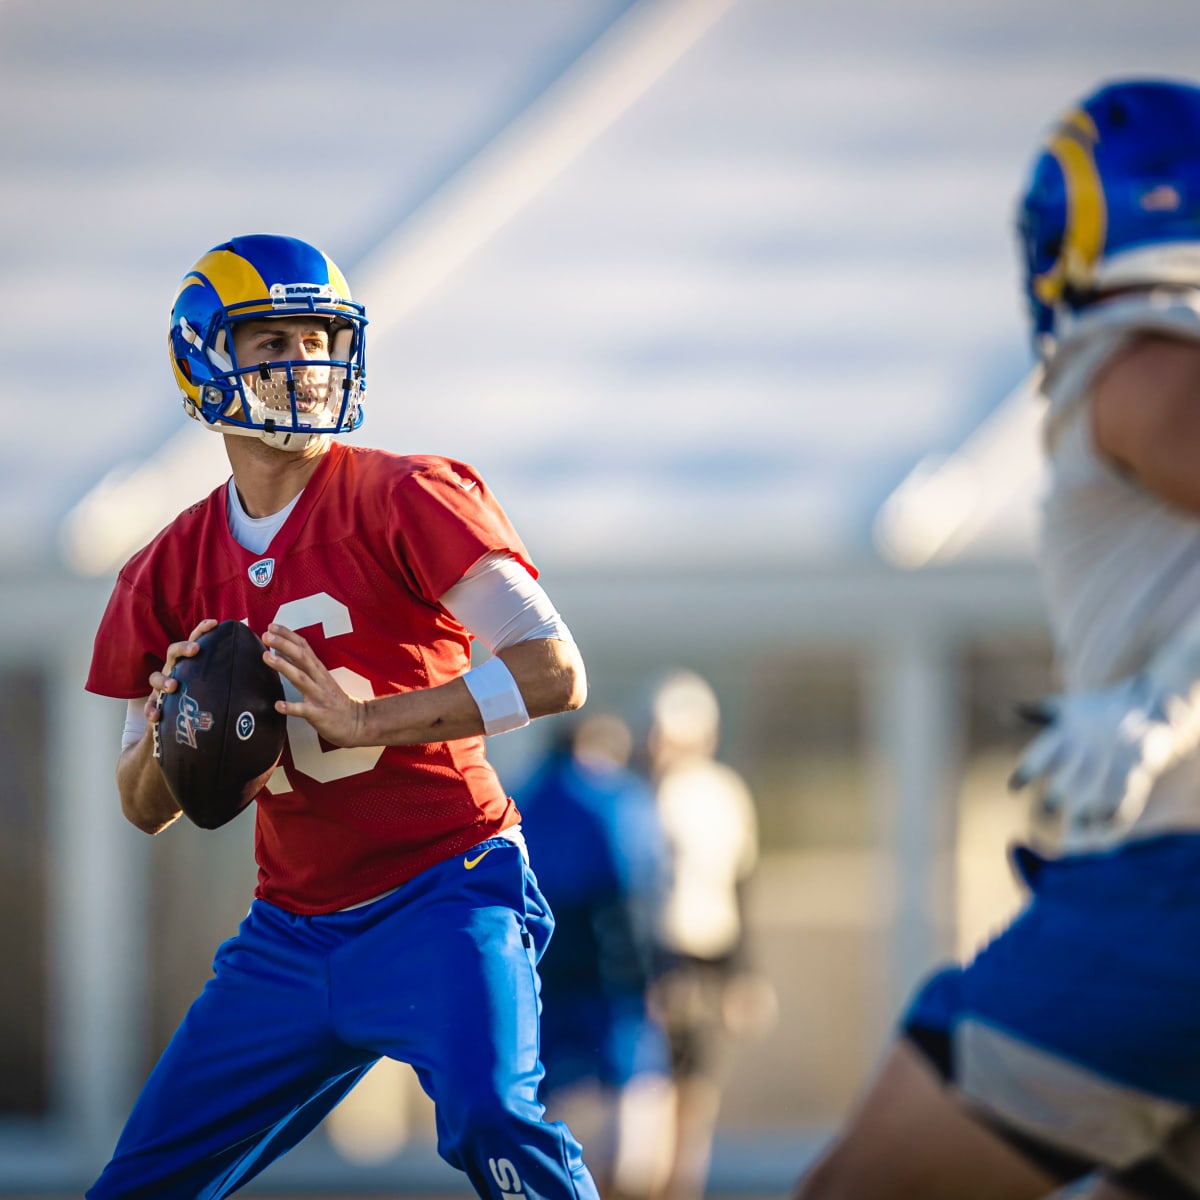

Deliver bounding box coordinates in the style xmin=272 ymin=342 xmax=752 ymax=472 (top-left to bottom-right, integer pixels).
xmin=442 ymin=1088 xmax=529 ymax=1145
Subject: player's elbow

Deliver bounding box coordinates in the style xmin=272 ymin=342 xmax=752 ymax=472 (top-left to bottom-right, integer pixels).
xmin=115 ymin=754 xmax=181 ymax=835
xmin=116 ymin=789 xmax=170 ymax=835
xmin=501 ymin=638 xmax=588 ymax=719
xmin=119 ymin=787 xmax=181 ymax=835
xmin=534 ymin=639 xmax=588 ymax=716
xmin=557 ymin=643 xmax=588 ymax=714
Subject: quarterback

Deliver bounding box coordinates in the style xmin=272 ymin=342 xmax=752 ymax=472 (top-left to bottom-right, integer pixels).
xmin=84 ymin=234 xmax=600 ymax=1199
xmin=795 ymin=80 xmax=1200 ymax=1199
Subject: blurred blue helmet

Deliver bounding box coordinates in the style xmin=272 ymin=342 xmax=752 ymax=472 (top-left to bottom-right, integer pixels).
xmin=1017 ymin=78 xmax=1200 ymax=358
xmin=169 ymin=234 xmax=367 ymax=450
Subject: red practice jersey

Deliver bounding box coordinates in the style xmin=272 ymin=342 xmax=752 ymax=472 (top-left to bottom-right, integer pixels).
xmin=86 ymin=442 xmax=536 ymax=913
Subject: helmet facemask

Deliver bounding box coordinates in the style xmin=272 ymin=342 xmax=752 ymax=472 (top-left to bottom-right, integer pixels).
xmin=204 ymin=314 xmax=364 ymax=450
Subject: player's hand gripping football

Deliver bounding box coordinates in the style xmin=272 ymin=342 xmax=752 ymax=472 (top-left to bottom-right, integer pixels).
xmin=262 ymin=623 xmax=368 ymax=747
xmin=147 ymin=618 xmax=221 ymax=749
xmin=1010 ymin=670 xmax=1200 ymax=846
xmin=144 ymin=619 xmax=223 ymax=768
xmin=147 ymin=618 xmax=222 ymax=716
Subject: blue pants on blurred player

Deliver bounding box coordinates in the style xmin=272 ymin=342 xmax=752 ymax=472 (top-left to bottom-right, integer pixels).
xmin=904 ymin=833 xmax=1200 ymax=1183
xmin=86 ymin=838 xmax=599 ymax=1200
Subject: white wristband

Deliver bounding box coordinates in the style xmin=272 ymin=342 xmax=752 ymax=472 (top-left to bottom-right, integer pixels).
xmin=122 ymin=698 xmax=150 ymax=750
xmin=463 ymin=656 xmax=530 ymax=736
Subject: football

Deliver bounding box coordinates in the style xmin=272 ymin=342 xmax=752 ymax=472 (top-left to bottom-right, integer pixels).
xmin=155 ymin=620 xmax=287 ymax=829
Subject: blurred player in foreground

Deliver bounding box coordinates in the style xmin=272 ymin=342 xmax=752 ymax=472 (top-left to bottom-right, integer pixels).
xmin=794 ymin=78 xmax=1200 ymax=1200
xmin=519 ymin=713 xmax=674 ymax=1200
xmin=640 ymin=671 xmax=776 ymax=1200
xmin=83 ymin=233 xmax=600 ymax=1200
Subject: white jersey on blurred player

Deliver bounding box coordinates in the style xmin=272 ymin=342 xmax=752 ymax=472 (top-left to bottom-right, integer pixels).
xmin=1036 ymin=290 xmax=1200 ymax=848
xmin=794 ymin=78 xmax=1200 ymax=1200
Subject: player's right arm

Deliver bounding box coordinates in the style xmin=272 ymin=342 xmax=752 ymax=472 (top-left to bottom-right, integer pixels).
xmin=114 ymin=619 xmax=219 ymax=835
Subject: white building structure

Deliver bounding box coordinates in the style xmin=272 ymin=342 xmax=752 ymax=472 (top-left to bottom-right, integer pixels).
xmin=0 ymin=0 xmax=1196 ymax=1191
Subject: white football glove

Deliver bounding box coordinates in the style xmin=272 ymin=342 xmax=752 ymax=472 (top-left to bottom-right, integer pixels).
xmin=1011 ymin=610 xmax=1200 ymax=840
xmin=1009 ymin=677 xmax=1185 ymax=835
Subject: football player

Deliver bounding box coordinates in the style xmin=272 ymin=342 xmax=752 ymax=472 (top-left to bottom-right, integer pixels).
xmin=84 ymin=234 xmax=601 ymax=1200
xmin=794 ymin=79 xmax=1200 ymax=1200
xmin=517 ymin=713 xmax=675 ymax=1200
xmin=639 ymin=670 xmax=774 ymax=1200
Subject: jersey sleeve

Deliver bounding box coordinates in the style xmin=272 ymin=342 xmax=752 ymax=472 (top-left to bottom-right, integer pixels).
xmin=85 ymin=570 xmax=174 ymax=699
xmin=390 ymin=460 xmax=537 ymax=603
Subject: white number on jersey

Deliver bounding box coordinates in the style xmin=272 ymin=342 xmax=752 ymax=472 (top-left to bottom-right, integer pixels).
xmin=262 ymin=592 xmax=386 ymax=793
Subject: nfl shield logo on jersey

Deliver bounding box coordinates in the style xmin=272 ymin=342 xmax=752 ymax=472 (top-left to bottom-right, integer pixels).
xmin=248 ymin=558 xmax=275 ymax=588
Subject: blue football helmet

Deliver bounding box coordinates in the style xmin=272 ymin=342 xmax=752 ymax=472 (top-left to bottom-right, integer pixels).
xmin=1017 ymin=78 xmax=1200 ymax=358
xmin=169 ymin=234 xmax=367 ymax=449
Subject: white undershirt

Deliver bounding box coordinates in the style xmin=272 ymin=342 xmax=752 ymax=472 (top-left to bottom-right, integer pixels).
xmin=226 ymin=477 xmax=298 ymax=555
xmin=440 ymin=551 xmax=573 ymax=652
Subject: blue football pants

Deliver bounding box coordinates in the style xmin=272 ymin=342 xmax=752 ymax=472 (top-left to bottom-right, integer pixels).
xmin=904 ymin=833 xmax=1200 ymax=1184
xmin=86 ymin=838 xmax=600 ymax=1200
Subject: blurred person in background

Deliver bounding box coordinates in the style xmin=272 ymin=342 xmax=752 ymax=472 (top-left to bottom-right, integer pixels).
xmin=518 ymin=712 xmax=675 ymax=1200
xmin=794 ymin=78 xmax=1200 ymax=1200
xmin=638 ymin=670 xmax=777 ymax=1200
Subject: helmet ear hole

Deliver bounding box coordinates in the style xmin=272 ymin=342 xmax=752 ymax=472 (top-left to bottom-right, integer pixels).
xmin=176 ymin=359 xmax=193 ymax=384
xmin=208 ymin=329 xmax=233 ymax=374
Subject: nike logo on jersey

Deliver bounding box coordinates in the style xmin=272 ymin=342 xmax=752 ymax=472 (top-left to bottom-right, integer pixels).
xmin=455 ymin=477 xmax=478 ymax=492
xmin=463 ymin=847 xmax=496 ymax=870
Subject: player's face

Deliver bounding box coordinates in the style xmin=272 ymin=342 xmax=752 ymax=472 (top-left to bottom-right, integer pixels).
xmin=232 ymin=317 xmax=334 ymax=414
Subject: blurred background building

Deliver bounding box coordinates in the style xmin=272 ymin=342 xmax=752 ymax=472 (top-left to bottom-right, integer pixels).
xmin=1 ymin=0 xmax=1198 ymax=1193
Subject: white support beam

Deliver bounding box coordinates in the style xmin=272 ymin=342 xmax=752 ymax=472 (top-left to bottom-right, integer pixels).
xmin=47 ymin=638 xmax=149 ymax=1176
xmin=864 ymin=628 xmax=963 ymax=1048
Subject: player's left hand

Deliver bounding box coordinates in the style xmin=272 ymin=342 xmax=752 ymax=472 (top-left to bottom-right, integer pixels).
xmin=262 ymin=624 xmax=369 ymax=747
xmin=1009 ymin=675 xmax=1179 ymax=837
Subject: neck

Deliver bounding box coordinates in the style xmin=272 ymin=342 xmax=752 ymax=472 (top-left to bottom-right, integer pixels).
xmin=224 ymin=434 xmax=332 ymax=518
